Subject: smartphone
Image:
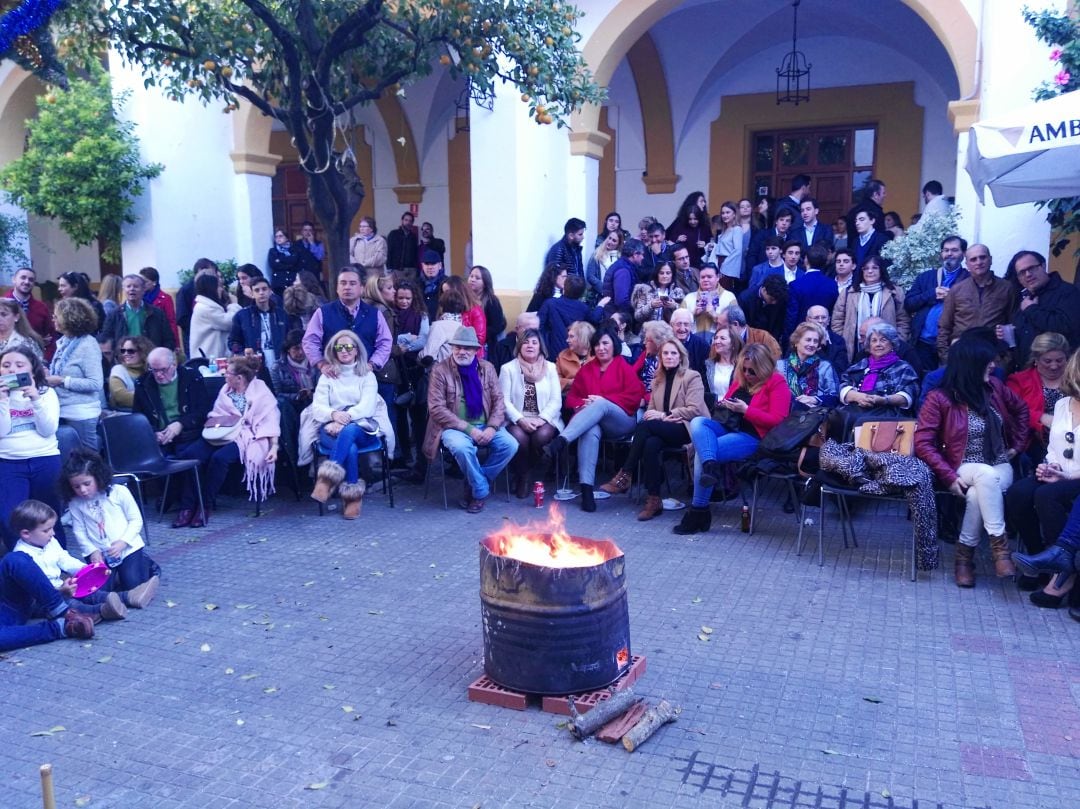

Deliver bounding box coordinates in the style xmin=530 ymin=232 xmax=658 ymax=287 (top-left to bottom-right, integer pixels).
xmin=0 ymin=372 xmax=32 ymax=390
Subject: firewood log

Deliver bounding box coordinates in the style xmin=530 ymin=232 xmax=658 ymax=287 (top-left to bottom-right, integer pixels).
xmin=567 ymin=688 xmax=640 ymax=740
xmin=621 ymin=699 xmax=680 ymax=752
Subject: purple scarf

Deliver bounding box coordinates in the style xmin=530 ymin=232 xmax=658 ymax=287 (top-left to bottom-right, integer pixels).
xmin=860 ymin=351 xmax=899 ymax=393
xmin=458 ymin=357 xmax=484 ymax=420
xmin=394 ymin=306 xmax=422 ymax=337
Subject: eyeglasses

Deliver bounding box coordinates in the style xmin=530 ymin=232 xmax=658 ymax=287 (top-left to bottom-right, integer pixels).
xmin=1065 ymin=431 xmax=1075 ymax=460
xmin=333 ymin=343 xmax=357 ymax=352
xmin=149 ymin=366 xmax=173 ymax=375
xmin=1015 ymin=263 xmax=1042 ymax=276
xmin=119 ymin=348 xmax=139 ymax=355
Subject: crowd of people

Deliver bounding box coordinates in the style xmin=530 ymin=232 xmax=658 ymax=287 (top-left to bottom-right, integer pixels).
xmin=3 ymin=184 xmax=1080 ymax=654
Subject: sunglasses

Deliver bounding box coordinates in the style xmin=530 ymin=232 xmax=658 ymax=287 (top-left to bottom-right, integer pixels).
xmin=119 ymin=348 xmax=139 ymax=355
xmin=742 ymin=366 xmax=757 ymax=376
xmin=1066 ymin=431 xmax=1075 ymax=460
xmin=334 ymin=343 xmax=357 ymax=352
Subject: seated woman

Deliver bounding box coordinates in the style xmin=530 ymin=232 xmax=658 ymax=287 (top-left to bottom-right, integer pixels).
xmin=556 ymin=320 xmax=594 ymax=392
xmin=310 ymin=331 xmax=381 ymax=519
xmin=499 ymin=328 xmax=563 ymax=498
xmin=1014 ymin=491 xmax=1080 ymax=622
xmin=915 ymin=338 xmax=1029 ymax=588
xmin=631 ymin=262 xmax=685 ymax=329
xmin=1006 ymin=331 xmax=1068 ymax=463
xmin=1005 ymin=349 xmax=1080 ymax=606
xmin=836 ymin=321 xmax=919 ymax=432
xmin=776 ymin=322 xmax=840 ymax=409
xmin=601 ymin=337 xmax=709 ymax=520
xmin=632 ymin=320 xmax=676 ymax=400
xmin=108 ymin=335 xmax=154 ymax=412
xmin=0 ymin=346 xmax=67 ymax=551
xmin=543 ymin=326 xmax=644 ymax=512
xmin=704 ymin=327 xmax=743 ymax=404
xmin=421 ymin=284 xmax=468 ymax=365
xmin=175 ymin=356 xmax=280 ymax=527
xmin=675 ymin=343 xmax=792 ymax=535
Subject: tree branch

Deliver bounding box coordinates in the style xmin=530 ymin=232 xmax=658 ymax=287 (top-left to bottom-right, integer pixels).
xmin=319 ymin=0 xmax=385 ymax=74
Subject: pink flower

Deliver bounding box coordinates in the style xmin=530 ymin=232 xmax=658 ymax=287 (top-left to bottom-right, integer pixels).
xmin=1050 ymin=47 xmax=1063 ymax=62
xmin=1055 ymin=69 xmax=1072 ymax=86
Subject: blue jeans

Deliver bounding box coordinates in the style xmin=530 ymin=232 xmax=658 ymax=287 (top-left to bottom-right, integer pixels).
xmin=560 ymin=399 xmax=638 ymax=486
xmin=58 ymin=417 xmax=101 ymax=456
xmin=440 ymin=427 xmax=518 ymax=499
xmin=689 ymin=417 xmax=760 ymax=507
xmin=0 ymin=456 xmax=66 ymax=551
xmin=319 ymin=423 xmax=382 ymax=484
xmin=0 ymin=552 xmax=68 ymax=651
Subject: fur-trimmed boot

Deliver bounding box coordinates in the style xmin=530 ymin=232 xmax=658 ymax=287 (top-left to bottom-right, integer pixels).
xmin=311 ymin=461 xmax=346 ymax=503
xmin=339 ymin=480 xmax=366 ymax=520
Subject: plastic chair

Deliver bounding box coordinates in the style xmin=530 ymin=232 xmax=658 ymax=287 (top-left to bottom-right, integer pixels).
xmin=312 ymin=434 xmax=394 ymax=515
xmin=99 ymin=413 xmax=206 ymax=525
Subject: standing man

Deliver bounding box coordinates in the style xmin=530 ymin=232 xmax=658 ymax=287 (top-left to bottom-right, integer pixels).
xmin=601 ymin=238 xmax=646 ymax=313
xmin=798 ymin=198 xmax=833 ymax=252
xmin=785 ymin=244 xmax=838 ymax=341
xmin=936 ymin=245 xmax=1015 ymax=361
xmin=774 ymin=174 xmax=812 ymax=222
xmin=302 ymin=266 xmax=392 ymax=379
xmin=1001 ymin=251 xmax=1080 ymax=367
xmin=229 ymin=275 xmax=297 ymax=370
xmin=670 ymin=244 xmax=698 ymax=293
xmin=101 ymin=275 xmax=176 ymax=351
xmin=418 ymin=222 xmax=445 ymax=264
xmin=641 ymin=222 xmax=673 ymax=280
xmin=5 ymin=267 xmax=55 ymax=359
xmin=904 ymin=236 xmax=968 ymax=372
xmin=845 ymin=178 xmax=889 ymax=240
xmin=418 ymin=250 xmax=447 ymax=322
xmin=746 ymin=208 xmax=795 ymax=270
xmin=294 ymin=221 xmax=325 ymax=275
xmin=386 ymin=212 xmax=419 ymax=280
xmin=544 ymin=218 xmax=586 ymax=280
xmin=832 ymin=248 xmax=856 ymax=296
xmin=422 ymin=326 xmax=517 ymax=514
xmin=909 ymin=181 xmax=950 ymax=231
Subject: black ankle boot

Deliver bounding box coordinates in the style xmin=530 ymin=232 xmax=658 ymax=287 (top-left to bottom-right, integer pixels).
xmin=673 ymin=506 xmax=712 ymax=535
xmin=699 ymin=461 xmax=720 ymax=489
xmin=581 ymin=484 xmax=596 ymax=512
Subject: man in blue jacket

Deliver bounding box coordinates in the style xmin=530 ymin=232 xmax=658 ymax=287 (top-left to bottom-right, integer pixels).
xmin=602 ymin=238 xmax=645 ymax=314
xmin=544 ymin=218 xmax=586 ymax=279
xmin=784 ymin=243 xmax=838 ymax=343
xmin=903 ymin=235 xmax=968 ymax=372
xmin=229 ymin=276 xmax=298 ymax=372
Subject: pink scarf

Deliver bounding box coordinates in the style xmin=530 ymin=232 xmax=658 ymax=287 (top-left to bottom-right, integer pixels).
xmin=207 ymin=378 xmax=281 ymax=501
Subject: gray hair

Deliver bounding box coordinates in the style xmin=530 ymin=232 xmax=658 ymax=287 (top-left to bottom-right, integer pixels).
xmin=865 ymin=321 xmax=900 ymax=348
xmin=723 ymin=304 xmax=747 ymax=327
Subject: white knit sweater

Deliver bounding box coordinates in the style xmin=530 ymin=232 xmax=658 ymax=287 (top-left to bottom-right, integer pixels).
xmin=0 ymin=388 xmax=60 ymax=459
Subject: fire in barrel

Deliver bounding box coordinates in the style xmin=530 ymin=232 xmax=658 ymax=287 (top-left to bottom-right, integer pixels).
xmin=479 ymin=506 xmax=631 ymax=695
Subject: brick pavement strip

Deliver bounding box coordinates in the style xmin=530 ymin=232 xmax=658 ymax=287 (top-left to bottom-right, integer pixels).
xmin=2 ymin=485 xmax=1080 ymax=808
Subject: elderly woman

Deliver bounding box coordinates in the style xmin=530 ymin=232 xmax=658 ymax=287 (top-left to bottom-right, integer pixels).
xmin=675 ymin=343 xmax=792 ymax=535
xmin=349 ymin=217 xmax=388 ymax=274
xmin=777 ymin=322 xmax=840 ymax=409
xmin=704 ymin=327 xmax=743 ymax=403
xmin=557 ymin=320 xmax=594 ymax=392
xmin=0 ymin=299 xmax=44 ymax=361
xmin=1006 ymin=349 xmax=1080 ymax=606
xmin=543 ymin=326 xmax=644 ymax=512
xmin=0 ymin=346 xmax=67 ymax=550
xmin=916 ymin=338 xmax=1029 ymax=588
xmin=838 ymin=321 xmax=919 ymax=421
xmin=46 ymin=298 xmax=103 ymax=452
xmin=108 ymin=336 xmax=154 ymax=411
xmin=309 ymin=330 xmax=381 ymax=519
xmin=499 ymin=328 xmax=563 ymax=498
xmin=1007 ymin=332 xmax=1069 ymax=459
xmin=173 ymin=356 xmax=280 ymax=528
xmin=601 ymin=338 xmax=709 ymax=520
xmin=190 ymin=274 xmax=241 ymax=360
xmin=831 ymin=256 xmax=909 ymax=361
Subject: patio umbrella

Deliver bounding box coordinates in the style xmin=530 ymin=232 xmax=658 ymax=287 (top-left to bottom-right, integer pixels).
xmin=966 ymin=90 xmax=1080 ymax=206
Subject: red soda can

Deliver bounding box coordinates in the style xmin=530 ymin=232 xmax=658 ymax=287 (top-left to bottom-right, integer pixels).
xmin=533 ymin=481 xmax=545 ymax=509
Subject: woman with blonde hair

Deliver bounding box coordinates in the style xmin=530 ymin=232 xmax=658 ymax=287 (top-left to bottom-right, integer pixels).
xmin=108 ymin=335 xmax=154 ymax=411
xmin=309 ymin=330 xmax=381 ymax=519
xmin=601 ymin=337 xmax=709 ymax=520
xmin=362 ymin=272 xmax=395 ymax=320
xmin=0 ymin=299 xmax=44 ymax=361
xmin=97 ymin=274 xmax=124 ymax=321
xmin=1006 ymin=331 xmax=1069 ymax=458
xmin=557 ymin=320 xmax=594 ymax=392
xmin=586 ymin=230 xmax=622 ymax=302
xmin=46 ymin=298 xmax=103 ymax=452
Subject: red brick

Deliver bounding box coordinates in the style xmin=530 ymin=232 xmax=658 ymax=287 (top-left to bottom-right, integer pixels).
xmin=467 ymin=675 xmax=528 ymax=711
xmin=596 ymin=701 xmax=648 ymax=744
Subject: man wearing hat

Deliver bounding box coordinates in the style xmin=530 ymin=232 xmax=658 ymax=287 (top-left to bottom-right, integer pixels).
xmin=422 ymin=326 xmax=517 ymax=513
xmin=419 ymin=250 xmax=447 ymax=322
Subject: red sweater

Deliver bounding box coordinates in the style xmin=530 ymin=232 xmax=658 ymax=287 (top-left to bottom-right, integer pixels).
xmin=566 ymin=356 xmax=644 ymax=416
xmin=724 ymin=373 xmax=792 ymax=438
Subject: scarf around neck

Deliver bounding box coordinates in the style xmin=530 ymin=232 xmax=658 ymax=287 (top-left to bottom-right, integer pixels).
xmin=860 ymin=351 xmax=899 ymax=393
xmin=785 ymin=352 xmax=820 ymax=397
xmin=856 ymin=283 xmax=884 ymax=328
xmin=274 ymin=242 xmax=292 ymax=256
xmin=458 ymin=357 xmax=484 ymax=420
xmin=516 ymin=354 xmax=547 ymax=385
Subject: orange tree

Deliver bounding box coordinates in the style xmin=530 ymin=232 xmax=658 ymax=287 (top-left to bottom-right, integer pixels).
xmin=59 ymin=0 xmax=603 ymax=272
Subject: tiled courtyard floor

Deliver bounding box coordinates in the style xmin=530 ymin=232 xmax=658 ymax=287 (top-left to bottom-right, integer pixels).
xmin=3 ymin=477 xmax=1079 ymax=808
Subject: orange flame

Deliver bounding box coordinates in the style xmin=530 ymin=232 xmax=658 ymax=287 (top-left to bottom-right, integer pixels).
xmin=484 ymin=504 xmax=621 ymax=568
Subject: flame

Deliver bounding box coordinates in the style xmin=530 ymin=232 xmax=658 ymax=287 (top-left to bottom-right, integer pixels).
xmin=485 ymin=505 xmax=620 ymax=568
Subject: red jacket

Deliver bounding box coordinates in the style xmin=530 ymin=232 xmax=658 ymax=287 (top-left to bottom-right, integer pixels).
xmin=5 ymin=291 xmax=56 ymax=360
xmin=724 ymin=373 xmax=792 ymax=438
xmin=915 ymin=378 xmax=1030 ymax=487
xmin=148 ymin=288 xmax=180 ymax=348
xmin=1005 ymin=366 xmax=1047 ymax=448
xmin=566 ymin=356 xmax=644 ymax=416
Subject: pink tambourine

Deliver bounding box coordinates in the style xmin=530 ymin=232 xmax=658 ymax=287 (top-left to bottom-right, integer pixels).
xmin=73 ymin=563 xmax=110 ymax=598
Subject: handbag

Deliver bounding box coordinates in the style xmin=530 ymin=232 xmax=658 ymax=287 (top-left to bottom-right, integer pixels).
xmin=854 ymin=420 xmax=916 ymax=455
xmin=202 ymin=415 xmax=243 ymax=446
xmin=758 ymin=406 xmax=829 ymax=459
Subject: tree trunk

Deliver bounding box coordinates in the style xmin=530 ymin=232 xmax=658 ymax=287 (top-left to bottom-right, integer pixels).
xmin=304 ymin=153 xmax=364 ymax=296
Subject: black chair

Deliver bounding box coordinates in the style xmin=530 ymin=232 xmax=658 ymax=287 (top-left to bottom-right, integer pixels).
xmin=99 ymin=413 xmax=206 ymax=525
xmin=748 ymin=469 xmax=803 ymax=536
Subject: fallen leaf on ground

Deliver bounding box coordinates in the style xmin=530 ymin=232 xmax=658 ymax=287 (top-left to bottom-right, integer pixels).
xmin=367 ymin=610 xmax=383 ymax=615
xmin=240 ymin=673 xmax=258 ymax=680
xmin=700 ymin=626 xmax=714 ymax=634
xmin=386 ymin=719 xmax=397 ymax=726
xmin=97 ymin=656 xmax=112 ymax=663
xmin=545 ymin=759 xmax=556 ymax=767
xmin=224 ymin=668 xmax=234 ymax=675
xmin=471 ymin=723 xmax=491 ymax=730
xmin=822 ymin=748 xmax=842 ymax=756
xmin=862 ymin=696 xmax=883 ymax=704
xmin=709 ymin=682 xmax=723 ymax=689
xmin=342 ymin=705 xmax=355 ymax=713
xmin=306 ymin=782 xmax=329 ymax=790
xmin=302 ymin=581 xmax=315 ymax=587
xmin=692 ymin=597 xmax=703 ymax=604
xmin=200 ymin=643 xmax=211 ymax=653
xmin=370 ymin=571 xmax=384 ymax=577
xmin=74 ymin=796 xmax=92 ymax=807
xmin=165 ymin=600 xmax=177 ymax=608
xmin=234 ymin=604 xmax=254 ymax=610
xmin=697 ymin=634 xmax=710 ymax=642
xmin=881 ymin=789 xmax=891 ymax=798
xmin=323 ymin=684 xmax=335 ymax=690
xmin=204 ymin=604 xmax=218 ymax=611
xmin=263 ymin=686 xmax=278 ymax=694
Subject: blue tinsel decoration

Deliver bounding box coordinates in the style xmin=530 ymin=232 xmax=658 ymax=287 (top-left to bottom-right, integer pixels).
xmin=0 ymin=0 xmax=67 ymax=57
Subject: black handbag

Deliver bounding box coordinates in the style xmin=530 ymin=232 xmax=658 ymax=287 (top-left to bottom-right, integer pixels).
xmin=758 ymin=406 xmax=830 ymax=459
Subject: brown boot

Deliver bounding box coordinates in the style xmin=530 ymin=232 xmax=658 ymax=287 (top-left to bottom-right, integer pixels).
xmin=989 ymin=534 xmax=1016 ymax=577
xmin=637 ymin=495 xmax=663 ymax=521
xmin=339 ymin=481 xmax=366 ymax=520
xmin=311 ymin=461 xmax=346 ymax=503
xmin=955 ymin=543 xmax=976 ymax=588
xmin=600 ymin=469 xmax=632 ymax=495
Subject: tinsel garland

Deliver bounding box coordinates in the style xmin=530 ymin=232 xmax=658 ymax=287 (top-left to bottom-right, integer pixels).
xmin=0 ymin=0 xmax=67 ymax=61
